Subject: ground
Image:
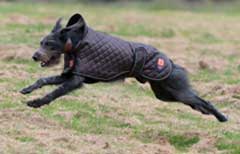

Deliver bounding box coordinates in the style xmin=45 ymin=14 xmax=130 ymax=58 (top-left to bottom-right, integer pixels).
xmin=0 ymin=1 xmax=240 ymax=154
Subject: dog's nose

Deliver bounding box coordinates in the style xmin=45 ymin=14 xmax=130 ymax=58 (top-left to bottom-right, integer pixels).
xmin=32 ymin=55 xmax=38 ymax=61
xmin=32 ymin=53 xmax=40 ymax=61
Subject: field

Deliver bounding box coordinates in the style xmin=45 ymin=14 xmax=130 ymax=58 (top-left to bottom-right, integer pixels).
xmin=0 ymin=1 xmax=240 ymax=154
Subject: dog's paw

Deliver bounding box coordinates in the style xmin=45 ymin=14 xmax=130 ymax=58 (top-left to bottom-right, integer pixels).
xmin=27 ymin=99 xmax=46 ymax=108
xmin=20 ymin=87 xmax=32 ymax=95
xmin=218 ymin=114 xmax=228 ymax=123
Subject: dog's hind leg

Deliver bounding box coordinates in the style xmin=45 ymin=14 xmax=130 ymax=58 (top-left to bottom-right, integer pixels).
xmin=150 ymin=82 xmax=176 ymax=102
xmin=171 ymin=89 xmax=228 ymax=122
xmin=150 ymin=64 xmax=228 ymax=122
xmin=20 ymin=75 xmax=68 ymax=94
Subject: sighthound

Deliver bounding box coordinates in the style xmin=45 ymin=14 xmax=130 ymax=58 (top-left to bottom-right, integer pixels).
xmin=20 ymin=14 xmax=228 ymax=122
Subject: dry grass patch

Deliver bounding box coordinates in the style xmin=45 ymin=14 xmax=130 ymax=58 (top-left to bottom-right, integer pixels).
xmin=0 ymin=45 xmax=34 ymax=60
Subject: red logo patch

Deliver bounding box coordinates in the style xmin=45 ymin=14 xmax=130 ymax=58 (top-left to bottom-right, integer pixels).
xmin=157 ymin=58 xmax=165 ymax=68
xmin=69 ymin=60 xmax=74 ymax=68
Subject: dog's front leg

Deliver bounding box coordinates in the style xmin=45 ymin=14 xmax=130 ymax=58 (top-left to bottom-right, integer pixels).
xmin=20 ymin=75 xmax=68 ymax=94
xmin=27 ymin=76 xmax=84 ymax=108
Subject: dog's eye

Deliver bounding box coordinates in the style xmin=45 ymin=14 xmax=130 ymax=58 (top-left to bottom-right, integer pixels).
xmin=40 ymin=41 xmax=43 ymax=45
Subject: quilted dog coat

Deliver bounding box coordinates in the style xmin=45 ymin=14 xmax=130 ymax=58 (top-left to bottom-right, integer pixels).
xmin=64 ymin=26 xmax=173 ymax=82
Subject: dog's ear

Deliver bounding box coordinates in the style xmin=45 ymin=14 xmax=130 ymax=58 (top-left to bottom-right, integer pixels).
xmin=59 ymin=14 xmax=86 ymax=43
xmin=52 ymin=18 xmax=62 ymax=33
xmin=61 ymin=13 xmax=86 ymax=34
xmin=66 ymin=13 xmax=86 ymax=28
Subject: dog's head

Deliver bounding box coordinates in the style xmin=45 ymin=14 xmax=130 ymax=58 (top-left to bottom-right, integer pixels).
xmin=32 ymin=14 xmax=86 ymax=67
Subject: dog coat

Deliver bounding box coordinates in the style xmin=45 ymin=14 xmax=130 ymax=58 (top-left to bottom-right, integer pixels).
xmin=65 ymin=27 xmax=173 ymax=82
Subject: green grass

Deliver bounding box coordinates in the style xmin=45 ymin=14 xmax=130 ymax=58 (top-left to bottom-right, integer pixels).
xmin=191 ymin=69 xmax=221 ymax=82
xmin=0 ymin=101 xmax=19 ymax=109
xmin=113 ymin=24 xmax=159 ymax=37
xmin=168 ymin=134 xmax=200 ymax=151
xmin=133 ymin=128 xmax=200 ymax=151
xmin=216 ymin=132 xmax=240 ymax=154
xmin=160 ymin=28 xmax=176 ymax=38
xmin=0 ymin=23 xmax=50 ymax=45
xmin=16 ymin=136 xmax=36 ymax=143
xmin=193 ymin=32 xmax=222 ymax=44
xmin=40 ymin=99 xmax=132 ymax=135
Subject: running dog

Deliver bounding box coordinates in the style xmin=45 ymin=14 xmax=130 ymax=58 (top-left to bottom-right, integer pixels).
xmin=20 ymin=13 xmax=228 ymax=122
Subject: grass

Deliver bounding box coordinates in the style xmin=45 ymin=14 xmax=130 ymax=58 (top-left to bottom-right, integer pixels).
xmin=193 ymin=32 xmax=222 ymax=44
xmin=168 ymin=134 xmax=200 ymax=151
xmin=216 ymin=131 xmax=240 ymax=154
xmin=133 ymin=127 xmax=200 ymax=151
xmin=0 ymin=1 xmax=240 ymax=154
xmin=160 ymin=28 xmax=176 ymax=38
xmin=16 ymin=136 xmax=36 ymax=143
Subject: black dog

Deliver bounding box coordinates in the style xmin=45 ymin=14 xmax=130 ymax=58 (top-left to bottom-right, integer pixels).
xmin=20 ymin=14 xmax=227 ymax=122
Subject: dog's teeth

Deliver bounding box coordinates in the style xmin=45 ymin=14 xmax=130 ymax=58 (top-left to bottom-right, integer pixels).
xmin=41 ymin=62 xmax=46 ymax=67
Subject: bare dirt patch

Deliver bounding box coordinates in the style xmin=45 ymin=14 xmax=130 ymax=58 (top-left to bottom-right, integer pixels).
xmin=0 ymin=45 xmax=34 ymax=60
xmin=39 ymin=16 xmax=60 ymax=25
xmin=3 ymin=14 xmax=35 ymax=25
xmin=198 ymin=57 xmax=229 ymax=71
xmin=190 ymin=136 xmax=219 ymax=154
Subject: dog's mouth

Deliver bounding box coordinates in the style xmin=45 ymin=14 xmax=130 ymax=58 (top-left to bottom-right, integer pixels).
xmin=40 ymin=55 xmax=61 ymax=67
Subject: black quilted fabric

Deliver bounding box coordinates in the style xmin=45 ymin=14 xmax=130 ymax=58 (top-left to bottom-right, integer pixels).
xmin=71 ymin=27 xmax=173 ymax=81
xmin=130 ymin=43 xmax=173 ymax=82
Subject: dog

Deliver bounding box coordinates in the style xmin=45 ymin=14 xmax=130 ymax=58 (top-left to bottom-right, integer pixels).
xmin=20 ymin=13 xmax=228 ymax=122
